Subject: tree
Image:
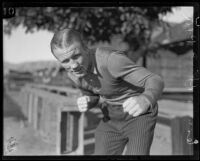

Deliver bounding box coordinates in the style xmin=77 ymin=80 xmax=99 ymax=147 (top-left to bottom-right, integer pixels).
xmin=3 ymin=7 xmax=173 ymax=62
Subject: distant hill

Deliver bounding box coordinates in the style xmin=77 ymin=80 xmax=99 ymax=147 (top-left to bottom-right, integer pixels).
xmin=4 ymin=62 xmax=17 ymax=75
xmin=4 ymin=60 xmax=61 ymax=74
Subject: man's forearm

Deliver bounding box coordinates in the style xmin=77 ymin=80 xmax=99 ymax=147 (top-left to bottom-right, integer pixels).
xmin=142 ymin=74 xmax=165 ymax=108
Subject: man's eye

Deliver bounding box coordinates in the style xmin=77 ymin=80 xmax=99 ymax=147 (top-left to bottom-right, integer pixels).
xmin=72 ymin=54 xmax=80 ymax=59
xmin=62 ymin=59 xmax=69 ymax=63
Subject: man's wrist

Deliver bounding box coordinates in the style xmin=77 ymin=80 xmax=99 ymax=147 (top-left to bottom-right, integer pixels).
xmin=140 ymin=94 xmax=153 ymax=111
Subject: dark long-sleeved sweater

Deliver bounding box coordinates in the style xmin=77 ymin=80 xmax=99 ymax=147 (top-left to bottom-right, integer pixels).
xmin=68 ymin=47 xmax=164 ymax=120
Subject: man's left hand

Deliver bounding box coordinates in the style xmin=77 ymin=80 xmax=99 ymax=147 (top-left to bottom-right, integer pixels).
xmin=122 ymin=95 xmax=151 ymax=117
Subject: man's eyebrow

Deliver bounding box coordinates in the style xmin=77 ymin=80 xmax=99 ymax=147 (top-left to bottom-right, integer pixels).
xmin=73 ymin=52 xmax=81 ymax=55
xmin=60 ymin=48 xmax=77 ymax=63
xmin=61 ymin=58 xmax=69 ymax=63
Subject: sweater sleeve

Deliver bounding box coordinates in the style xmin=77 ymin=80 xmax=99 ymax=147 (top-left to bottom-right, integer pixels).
xmin=107 ymin=52 xmax=164 ymax=108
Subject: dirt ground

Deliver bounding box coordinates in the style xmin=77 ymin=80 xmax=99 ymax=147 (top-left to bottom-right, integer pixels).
xmin=3 ymin=118 xmax=56 ymax=156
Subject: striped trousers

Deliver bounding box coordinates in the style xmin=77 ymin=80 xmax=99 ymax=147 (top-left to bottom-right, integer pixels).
xmin=94 ymin=104 xmax=158 ymax=155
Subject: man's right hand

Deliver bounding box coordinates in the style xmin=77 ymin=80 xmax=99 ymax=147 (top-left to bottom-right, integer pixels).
xmin=77 ymin=96 xmax=91 ymax=112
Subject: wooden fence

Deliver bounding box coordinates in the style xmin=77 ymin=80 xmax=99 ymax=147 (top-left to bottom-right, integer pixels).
xmin=19 ymin=83 xmax=193 ymax=155
xmin=20 ymin=84 xmax=85 ymax=155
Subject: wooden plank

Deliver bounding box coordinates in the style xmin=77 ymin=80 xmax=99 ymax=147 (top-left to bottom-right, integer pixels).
xmin=66 ymin=112 xmax=73 ymax=152
xmin=28 ymin=83 xmax=80 ymax=95
xmin=84 ymin=138 xmax=95 ymax=146
xmin=60 ymin=112 xmax=67 ymax=154
xmin=158 ymin=100 xmax=193 ymax=117
xmin=72 ymin=112 xmax=79 ymax=151
xmin=157 ymin=113 xmax=174 ymax=126
xmin=37 ymin=97 xmax=43 ymax=130
xmin=76 ymin=113 xmax=84 ymax=155
xmin=59 ymin=111 xmax=84 ymax=155
xmin=28 ymin=93 xmax=33 ymax=123
xmin=84 ymin=129 xmax=96 ymax=135
xmin=56 ymin=108 xmax=61 ymax=155
xmin=33 ymin=95 xmax=38 ymax=129
xmin=163 ymin=88 xmax=193 ymax=93
xmin=23 ymin=87 xmax=79 ymax=112
xmin=171 ymin=116 xmax=193 ymax=155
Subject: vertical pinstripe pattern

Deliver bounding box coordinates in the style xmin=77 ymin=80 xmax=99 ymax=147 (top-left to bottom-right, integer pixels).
xmin=94 ymin=104 xmax=158 ymax=155
xmin=124 ymin=103 xmax=158 ymax=155
xmin=94 ymin=130 xmax=127 ymax=155
xmin=124 ymin=113 xmax=156 ymax=155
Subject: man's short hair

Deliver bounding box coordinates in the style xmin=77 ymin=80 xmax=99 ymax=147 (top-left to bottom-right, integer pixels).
xmin=50 ymin=28 xmax=86 ymax=54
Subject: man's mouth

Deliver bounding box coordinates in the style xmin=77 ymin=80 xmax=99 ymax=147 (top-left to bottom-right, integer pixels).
xmin=72 ymin=66 xmax=85 ymax=74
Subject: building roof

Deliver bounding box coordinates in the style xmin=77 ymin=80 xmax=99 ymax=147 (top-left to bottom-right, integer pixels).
xmin=151 ymin=20 xmax=193 ymax=55
xmin=152 ymin=20 xmax=192 ymax=44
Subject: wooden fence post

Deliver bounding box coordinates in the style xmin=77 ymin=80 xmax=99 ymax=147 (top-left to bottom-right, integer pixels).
xmin=77 ymin=112 xmax=85 ymax=155
xmin=22 ymin=85 xmax=83 ymax=155
xmin=59 ymin=111 xmax=84 ymax=155
xmin=56 ymin=107 xmax=61 ymax=155
xmin=28 ymin=93 xmax=33 ymax=124
xmin=171 ymin=116 xmax=193 ymax=155
xmin=33 ymin=95 xmax=38 ymax=129
xmin=36 ymin=97 xmax=43 ymax=131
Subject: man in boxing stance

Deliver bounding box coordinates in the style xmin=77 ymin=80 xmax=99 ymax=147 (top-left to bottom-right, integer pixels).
xmin=50 ymin=28 xmax=164 ymax=155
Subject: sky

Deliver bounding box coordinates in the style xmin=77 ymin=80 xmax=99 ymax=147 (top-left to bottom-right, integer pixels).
xmin=3 ymin=6 xmax=194 ymax=64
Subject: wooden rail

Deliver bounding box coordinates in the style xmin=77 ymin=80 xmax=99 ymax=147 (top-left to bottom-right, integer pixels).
xmin=21 ymin=84 xmax=85 ymax=155
xmin=156 ymin=113 xmax=193 ymax=155
xmin=28 ymin=83 xmax=80 ymax=96
xmin=19 ymin=84 xmax=193 ymax=155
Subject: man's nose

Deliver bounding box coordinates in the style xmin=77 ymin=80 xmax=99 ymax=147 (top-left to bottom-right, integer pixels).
xmin=70 ymin=60 xmax=79 ymax=69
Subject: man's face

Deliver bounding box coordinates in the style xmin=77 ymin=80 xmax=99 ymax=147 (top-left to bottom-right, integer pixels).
xmin=53 ymin=42 xmax=89 ymax=78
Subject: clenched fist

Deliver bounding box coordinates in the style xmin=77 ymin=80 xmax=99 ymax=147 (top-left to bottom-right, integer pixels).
xmin=122 ymin=95 xmax=151 ymax=117
xmin=77 ymin=96 xmax=91 ymax=112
